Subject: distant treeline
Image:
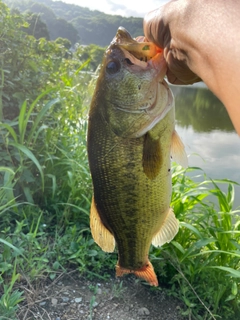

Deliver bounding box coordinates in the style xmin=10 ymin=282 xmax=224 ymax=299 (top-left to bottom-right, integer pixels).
xmin=2 ymin=0 xmax=143 ymax=46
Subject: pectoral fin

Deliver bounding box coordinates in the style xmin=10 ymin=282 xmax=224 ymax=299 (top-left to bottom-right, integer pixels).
xmin=142 ymin=132 xmax=162 ymax=180
xmin=90 ymin=197 xmax=115 ymax=252
xmin=152 ymin=208 xmax=179 ymax=247
xmin=171 ymin=130 xmax=188 ymax=168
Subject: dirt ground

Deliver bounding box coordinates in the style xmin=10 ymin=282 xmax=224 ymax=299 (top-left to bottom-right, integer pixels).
xmin=16 ymin=271 xmax=186 ymax=320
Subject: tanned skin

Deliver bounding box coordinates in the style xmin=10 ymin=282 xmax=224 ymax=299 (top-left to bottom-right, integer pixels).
xmin=144 ymin=0 xmax=240 ymax=134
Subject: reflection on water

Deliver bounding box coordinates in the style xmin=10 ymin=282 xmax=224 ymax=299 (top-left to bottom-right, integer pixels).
xmin=172 ymin=85 xmax=240 ymax=207
xmin=172 ymin=86 xmax=234 ymax=132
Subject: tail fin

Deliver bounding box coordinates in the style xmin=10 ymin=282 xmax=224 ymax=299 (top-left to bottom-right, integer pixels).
xmin=116 ymin=260 xmax=158 ymax=286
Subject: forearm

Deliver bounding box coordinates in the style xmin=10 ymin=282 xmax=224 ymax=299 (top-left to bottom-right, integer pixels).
xmin=180 ymin=0 xmax=240 ymax=133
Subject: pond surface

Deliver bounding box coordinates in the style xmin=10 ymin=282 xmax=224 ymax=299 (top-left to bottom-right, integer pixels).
xmin=172 ymin=84 xmax=240 ymax=208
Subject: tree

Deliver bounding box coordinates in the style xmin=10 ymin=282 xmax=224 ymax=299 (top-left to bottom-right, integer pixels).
xmin=76 ymin=44 xmax=105 ymax=71
xmin=0 ymin=1 xmax=39 ymax=120
xmin=54 ymin=37 xmax=71 ymax=50
xmin=24 ymin=12 xmax=50 ymax=39
xmin=50 ymin=17 xmax=79 ymax=45
xmin=2 ymin=0 xmax=143 ymax=46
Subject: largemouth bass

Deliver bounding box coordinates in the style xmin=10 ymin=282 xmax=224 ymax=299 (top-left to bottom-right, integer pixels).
xmin=87 ymin=27 xmax=187 ymax=286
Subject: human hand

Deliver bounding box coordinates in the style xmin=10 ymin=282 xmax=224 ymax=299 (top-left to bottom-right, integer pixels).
xmin=144 ymin=0 xmax=240 ymax=134
xmin=143 ymin=1 xmax=201 ymax=85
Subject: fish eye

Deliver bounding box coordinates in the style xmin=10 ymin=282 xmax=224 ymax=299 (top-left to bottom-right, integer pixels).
xmin=106 ymin=60 xmax=121 ymax=74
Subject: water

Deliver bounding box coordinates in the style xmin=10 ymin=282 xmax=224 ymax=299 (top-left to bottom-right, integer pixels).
xmin=171 ymin=85 xmax=240 ymax=208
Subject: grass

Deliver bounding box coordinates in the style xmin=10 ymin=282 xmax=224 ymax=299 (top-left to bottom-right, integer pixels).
xmin=0 ymin=203 xmax=116 ymax=319
xmin=151 ymin=164 xmax=240 ymax=319
xmin=1 ymin=158 xmax=240 ymax=319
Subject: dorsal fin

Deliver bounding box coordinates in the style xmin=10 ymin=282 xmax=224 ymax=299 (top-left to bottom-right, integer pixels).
xmin=90 ymin=197 xmax=115 ymax=252
xmin=142 ymin=132 xmax=162 ymax=180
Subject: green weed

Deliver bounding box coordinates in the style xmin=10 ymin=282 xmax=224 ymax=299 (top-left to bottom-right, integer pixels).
xmin=0 ymin=262 xmax=24 ymax=319
xmin=152 ymin=164 xmax=240 ymax=319
xmin=111 ymin=280 xmax=126 ymax=299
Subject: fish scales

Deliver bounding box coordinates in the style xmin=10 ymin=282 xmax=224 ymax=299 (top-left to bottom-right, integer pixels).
xmin=88 ymin=113 xmax=172 ymax=270
xmin=87 ymin=27 xmax=188 ymax=286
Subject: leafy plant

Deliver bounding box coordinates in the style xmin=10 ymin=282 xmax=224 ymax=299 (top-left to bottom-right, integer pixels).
xmin=152 ymin=164 xmax=240 ymax=319
xmin=0 ymin=242 xmax=24 ymax=319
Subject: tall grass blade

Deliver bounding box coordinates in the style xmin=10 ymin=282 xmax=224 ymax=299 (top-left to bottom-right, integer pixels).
xmin=0 ymin=122 xmax=18 ymax=142
xmin=210 ymin=266 xmax=240 ymax=278
xmin=27 ymin=97 xmax=60 ymax=144
xmin=18 ymin=100 xmax=27 ymax=144
xmin=227 ymin=183 xmax=235 ymax=209
xmin=180 ymin=221 xmax=203 ymax=239
xmin=9 ymin=142 xmax=44 ymax=190
xmin=0 ymin=167 xmax=15 ymax=175
xmin=0 ymin=238 xmax=26 ymax=259
xmin=75 ymin=58 xmax=91 ymax=75
xmin=210 ymin=180 xmax=230 ymax=212
xmin=18 ymin=88 xmax=58 ymax=144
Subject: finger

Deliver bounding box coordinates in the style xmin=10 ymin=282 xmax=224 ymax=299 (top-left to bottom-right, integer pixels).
xmin=166 ymin=70 xmax=201 ymax=85
xmin=165 ymin=50 xmax=202 ymax=84
xmin=143 ymin=7 xmax=168 ymax=48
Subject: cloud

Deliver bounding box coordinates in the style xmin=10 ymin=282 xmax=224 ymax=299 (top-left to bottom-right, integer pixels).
xmin=108 ymin=0 xmax=126 ymax=11
xmin=177 ymin=126 xmax=240 ymax=182
xmin=105 ymin=0 xmax=169 ymax=17
xmin=105 ymin=0 xmax=144 ymax=17
xmin=57 ymin=0 xmax=170 ymax=17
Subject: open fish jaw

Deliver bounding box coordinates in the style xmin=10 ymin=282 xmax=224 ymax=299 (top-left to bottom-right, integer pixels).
xmin=112 ymin=26 xmax=161 ymax=62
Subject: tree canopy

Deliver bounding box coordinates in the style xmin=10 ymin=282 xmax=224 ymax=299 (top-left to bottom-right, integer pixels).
xmin=2 ymin=0 xmax=143 ymax=46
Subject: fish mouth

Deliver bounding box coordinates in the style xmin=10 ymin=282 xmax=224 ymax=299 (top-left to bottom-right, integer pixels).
xmin=113 ymin=27 xmax=162 ymax=62
xmin=111 ymin=27 xmax=166 ymax=81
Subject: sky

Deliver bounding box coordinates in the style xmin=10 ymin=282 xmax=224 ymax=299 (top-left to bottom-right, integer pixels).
xmin=54 ymin=0 xmax=170 ymax=17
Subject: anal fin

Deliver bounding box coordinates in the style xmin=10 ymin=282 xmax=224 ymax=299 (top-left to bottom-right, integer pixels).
xmin=171 ymin=130 xmax=188 ymax=168
xmin=90 ymin=197 xmax=115 ymax=252
xmin=152 ymin=208 xmax=179 ymax=247
xmin=116 ymin=260 xmax=158 ymax=286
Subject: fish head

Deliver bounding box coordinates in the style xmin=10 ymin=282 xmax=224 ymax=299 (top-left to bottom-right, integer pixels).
xmin=96 ymin=27 xmax=174 ymax=138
